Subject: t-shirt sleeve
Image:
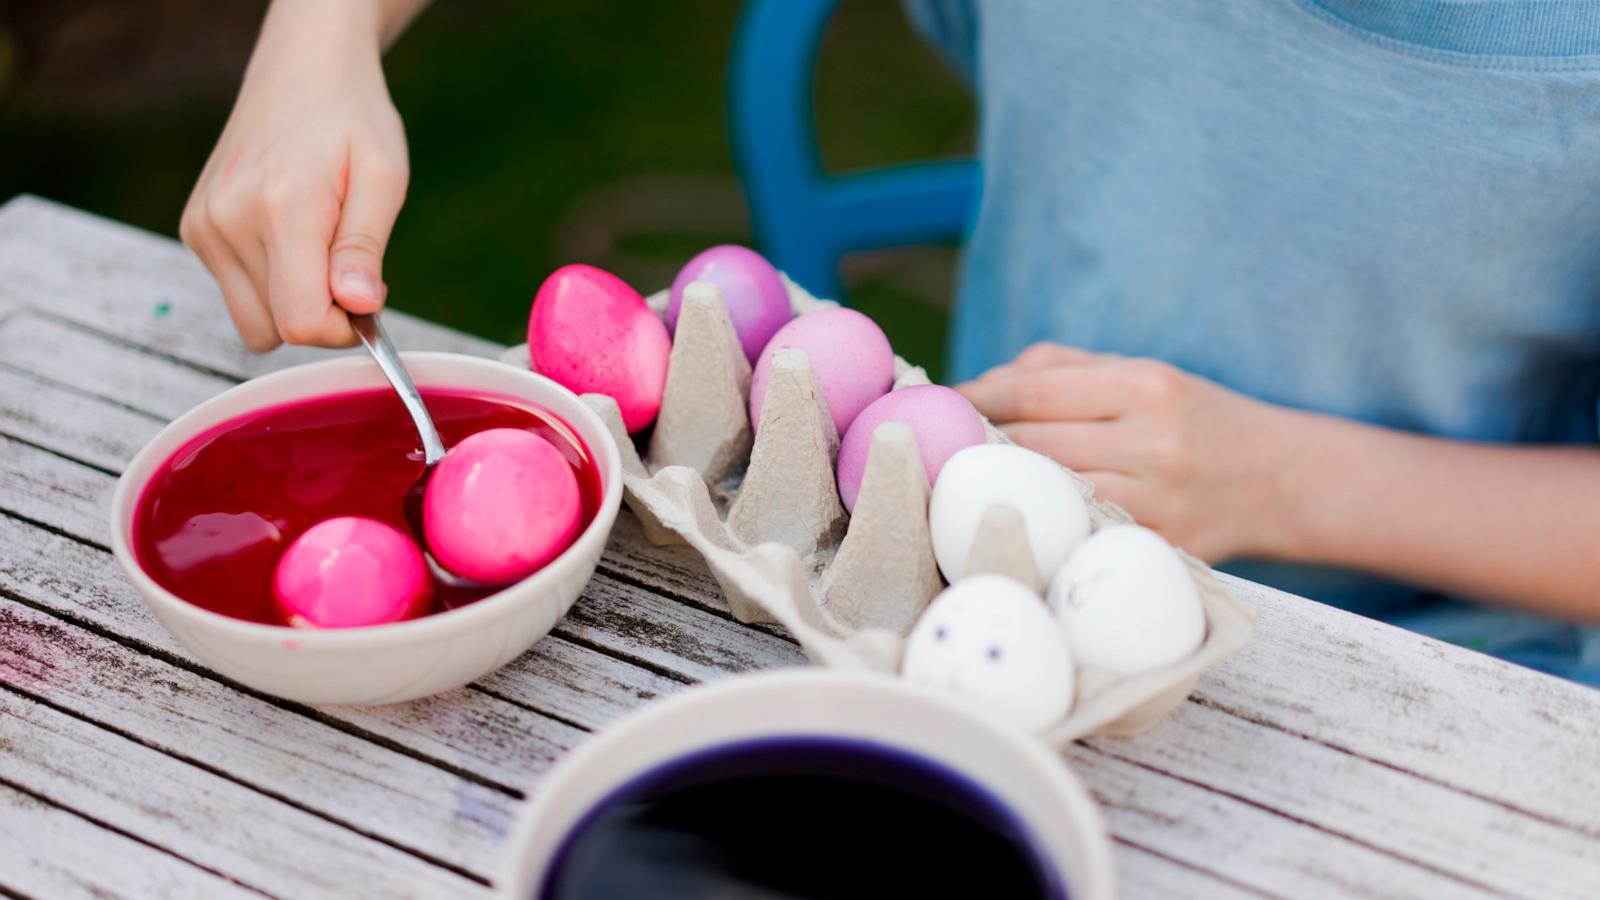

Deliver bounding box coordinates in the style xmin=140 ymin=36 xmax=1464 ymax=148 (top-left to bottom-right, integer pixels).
xmin=901 ymin=0 xmax=980 ymax=86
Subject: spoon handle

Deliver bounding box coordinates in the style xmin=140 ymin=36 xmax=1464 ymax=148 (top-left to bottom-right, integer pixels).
xmin=350 ymin=312 xmax=447 ymax=466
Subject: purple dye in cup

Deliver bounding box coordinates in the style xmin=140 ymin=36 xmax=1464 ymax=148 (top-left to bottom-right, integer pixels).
xmin=536 ymin=736 xmax=1068 ymax=899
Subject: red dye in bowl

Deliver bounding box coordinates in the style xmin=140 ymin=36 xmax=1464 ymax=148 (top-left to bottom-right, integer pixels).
xmin=132 ymin=387 xmax=603 ymax=626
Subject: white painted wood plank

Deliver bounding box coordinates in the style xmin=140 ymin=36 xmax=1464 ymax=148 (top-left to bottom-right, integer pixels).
xmin=477 ymin=633 xmax=685 ymax=731
xmin=598 ymin=510 xmax=735 ymax=605
xmin=0 ymin=366 xmax=160 ymax=472
xmin=0 ymin=196 xmax=502 ymax=378
xmin=1200 ymin=574 xmax=1600 ymax=836
xmin=1089 ymin=699 xmax=1600 ymax=898
xmin=0 ymin=596 xmax=517 ymax=878
xmin=1112 ymin=842 xmax=1267 ymax=900
xmin=0 ymin=782 xmax=259 ymax=900
xmin=0 ymin=312 xmax=235 ymax=420
xmin=0 ymin=432 xmax=115 ymax=540
xmin=558 ymin=572 xmax=807 ymax=681
xmin=0 ymin=689 xmax=482 ymax=898
xmin=1063 ymin=747 xmax=1500 ymax=900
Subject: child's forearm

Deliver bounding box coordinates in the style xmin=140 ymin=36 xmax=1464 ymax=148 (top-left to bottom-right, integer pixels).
xmin=262 ymin=0 xmax=433 ymax=53
xmin=1267 ymin=409 xmax=1600 ymax=621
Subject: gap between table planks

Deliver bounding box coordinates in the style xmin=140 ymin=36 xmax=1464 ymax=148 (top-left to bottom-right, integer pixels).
xmin=2 ymin=195 xmax=1598 ymax=898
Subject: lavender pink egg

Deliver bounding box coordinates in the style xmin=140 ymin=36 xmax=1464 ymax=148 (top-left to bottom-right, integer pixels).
xmin=273 ymin=517 xmax=431 ymax=629
xmin=667 ymin=244 xmax=793 ymax=364
xmin=529 ymin=264 xmax=671 ymax=433
xmin=423 ymin=428 xmax=582 ymax=584
xmin=749 ymin=307 xmax=894 ymax=436
xmin=836 ymin=385 xmax=988 ymax=513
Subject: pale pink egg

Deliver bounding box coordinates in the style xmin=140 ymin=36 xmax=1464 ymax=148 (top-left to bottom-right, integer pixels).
xmin=529 ymin=264 xmax=671 ymax=433
xmin=836 ymin=385 xmax=988 ymax=513
xmin=423 ymin=428 xmax=582 ymax=584
xmin=273 ymin=517 xmax=431 ymax=629
xmin=749 ymin=307 xmax=894 ymax=436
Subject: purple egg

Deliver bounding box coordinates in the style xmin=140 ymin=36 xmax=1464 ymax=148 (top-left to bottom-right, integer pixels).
xmin=750 ymin=307 xmax=894 ymax=437
xmin=836 ymin=385 xmax=988 ymax=514
xmin=668 ymin=245 xmax=793 ymax=364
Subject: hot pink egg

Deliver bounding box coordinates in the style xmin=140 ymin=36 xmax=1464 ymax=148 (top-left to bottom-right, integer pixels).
xmin=423 ymin=428 xmax=582 ymax=584
xmin=529 ymin=264 xmax=671 ymax=433
xmin=749 ymin=307 xmax=894 ymax=436
xmin=273 ymin=517 xmax=431 ymax=629
xmin=836 ymin=385 xmax=988 ymax=513
xmin=667 ymin=245 xmax=793 ymax=364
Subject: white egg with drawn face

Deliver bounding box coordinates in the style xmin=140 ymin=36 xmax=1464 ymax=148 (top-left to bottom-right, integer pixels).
xmin=1047 ymin=525 xmax=1206 ymax=676
xmin=901 ymin=575 xmax=1076 ymax=732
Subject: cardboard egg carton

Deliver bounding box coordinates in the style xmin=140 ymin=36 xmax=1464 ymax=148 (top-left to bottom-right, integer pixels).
xmin=501 ymin=279 xmax=1254 ymax=745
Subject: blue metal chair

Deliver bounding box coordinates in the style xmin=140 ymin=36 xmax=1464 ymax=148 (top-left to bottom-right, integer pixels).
xmin=728 ymin=0 xmax=979 ymax=301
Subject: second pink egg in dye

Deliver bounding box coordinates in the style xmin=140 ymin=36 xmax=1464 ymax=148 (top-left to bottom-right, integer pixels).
xmin=273 ymin=517 xmax=432 ymax=629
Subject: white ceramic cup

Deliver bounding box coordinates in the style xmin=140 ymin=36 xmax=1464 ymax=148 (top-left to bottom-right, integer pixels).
xmin=498 ymin=669 xmax=1116 ymax=900
xmin=108 ymin=352 xmax=623 ymax=706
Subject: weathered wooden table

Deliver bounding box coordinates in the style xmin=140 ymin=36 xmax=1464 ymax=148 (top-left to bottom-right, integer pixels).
xmin=2 ymin=195 xmax=1598 ymax=899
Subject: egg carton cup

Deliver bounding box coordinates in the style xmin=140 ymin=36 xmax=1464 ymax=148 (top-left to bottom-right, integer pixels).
xmin=501 ymin=278 xmax=1254 ymax=745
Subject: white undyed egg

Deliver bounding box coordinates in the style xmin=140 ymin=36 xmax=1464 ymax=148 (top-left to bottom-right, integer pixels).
xmin=1046 ymin=525 xmax=1206 ymax=676
xmin=928 ymin=444 xmax=1092 ymax=586
xmin=901 ymin=575 xmax=1076 ymax=732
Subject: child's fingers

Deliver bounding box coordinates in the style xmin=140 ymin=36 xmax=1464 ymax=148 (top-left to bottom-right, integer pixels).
xmin=328 ymin=149 xmax=409 ymax=314
xmin=179 ymin=215 xmax=281 ymax=353
xmin=956 ymin=365 xmax=1134 ymax=422
xmin=213 ymin=248 xmax=282 ymax=354
xmin=1009 ymin=342 xmax=1106 ymax=371
xmin=1075 ymin=470 xmax=1146 ymax=519
xmin=999 ymin=421 xmax=1135 ymax=474
xmin=264 ymin=193 xmax=357 ymax=347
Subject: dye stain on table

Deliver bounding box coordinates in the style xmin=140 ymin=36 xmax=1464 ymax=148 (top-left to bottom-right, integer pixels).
xmin=538 ymin=737 xmax=1066 ymax=899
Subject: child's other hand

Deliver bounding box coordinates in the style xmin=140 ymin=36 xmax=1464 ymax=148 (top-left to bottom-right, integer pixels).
xmin=957 ymin=343 xmax=1296 ymax=562
xmin=180 ymin=0 xmax=409 ymax=351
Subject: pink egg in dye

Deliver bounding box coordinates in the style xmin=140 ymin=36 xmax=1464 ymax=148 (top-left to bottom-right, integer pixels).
xmin=529 ymin=264 xmax=671 ymax=433
xmin=836 ymin=385 xmax=988 ymax=514
xmin=667 ymin=244 xmax=793 ymax=364
xmin=423 ymin=428 xmax=582 ymax=584
xmin=749 ymin=307 xmax=894 ymax=437
xmin=273 ymin=517 xmax=431 ymax=629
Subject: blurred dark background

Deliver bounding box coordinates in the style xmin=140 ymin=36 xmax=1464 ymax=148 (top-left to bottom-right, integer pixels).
xmin=0 ymin=0 xmax=973 ymax=378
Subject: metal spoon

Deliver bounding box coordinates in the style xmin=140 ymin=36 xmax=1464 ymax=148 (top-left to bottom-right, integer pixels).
xmin=350 ymin=312 xmax=445 ymax=467
xmin=349 ymin=312 xmax=483 ymax=590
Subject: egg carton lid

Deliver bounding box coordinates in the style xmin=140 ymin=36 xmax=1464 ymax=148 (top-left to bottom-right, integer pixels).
xmin=500 ymin=275 xmax=1255 ymax=746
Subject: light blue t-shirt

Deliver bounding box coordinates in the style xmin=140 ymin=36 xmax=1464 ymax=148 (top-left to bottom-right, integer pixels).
xmin=907 ymin=0 xmax=1600 ymax=683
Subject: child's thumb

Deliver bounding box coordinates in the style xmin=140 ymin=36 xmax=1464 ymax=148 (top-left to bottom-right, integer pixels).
xmin=328 ymin=154 xmax=408 ymax=315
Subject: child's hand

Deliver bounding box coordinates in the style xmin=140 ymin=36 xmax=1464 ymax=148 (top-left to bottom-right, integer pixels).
xmin=180 ymin=0 xmax=410 ymax=351
xmin=957 ymin=343 xmax=1295 ymax=562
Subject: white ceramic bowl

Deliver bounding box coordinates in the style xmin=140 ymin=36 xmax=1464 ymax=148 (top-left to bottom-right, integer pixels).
xmin=498 ymin=669 xmax=1116 ymax=900
xmin=108 ymin=352 xmax=623 ymax=706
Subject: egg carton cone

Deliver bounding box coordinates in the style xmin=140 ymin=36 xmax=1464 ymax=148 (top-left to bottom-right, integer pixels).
xmin=500 ymin=276 xmax=1255 ymax=744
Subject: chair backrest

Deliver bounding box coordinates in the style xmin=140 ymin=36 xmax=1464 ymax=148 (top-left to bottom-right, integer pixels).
xmin=728 ymin=0 xmax=979 ymax=301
